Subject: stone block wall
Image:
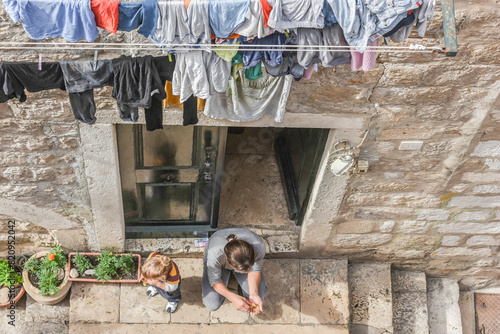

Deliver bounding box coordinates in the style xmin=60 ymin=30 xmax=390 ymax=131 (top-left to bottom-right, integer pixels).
xmin=0 ymin=0 xmax=498 ymax=290
xmin=295 ymin=1 xmax=500 ymax=289
xmin=0 ymin=218 xmax=54 ymax=257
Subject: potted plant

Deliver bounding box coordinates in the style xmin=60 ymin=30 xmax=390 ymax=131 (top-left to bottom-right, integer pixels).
xmin=22 ymin=245 xmax=72 ymax=305
xmin=0 ymin=259 xmax=25 ymax=307
xmin=68 ymin=250 xmax=141 ymax=283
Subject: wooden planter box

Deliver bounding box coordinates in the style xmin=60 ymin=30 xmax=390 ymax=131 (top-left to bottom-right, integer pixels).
xmin=67 ymin=252 xmax=141 ymax=283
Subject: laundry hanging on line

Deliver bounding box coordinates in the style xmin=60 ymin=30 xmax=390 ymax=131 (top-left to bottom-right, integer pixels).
xmin=2 ymin=0 xmax=436 ymax=51
xmin=0 ymin=51 xmax=298 ymax=128
xmin=0 ymin=0 xmax=437 ymax=129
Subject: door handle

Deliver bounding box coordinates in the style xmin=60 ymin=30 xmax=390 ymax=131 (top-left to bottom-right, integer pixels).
xmin=160 ymin=173 xmax=176 ymax=182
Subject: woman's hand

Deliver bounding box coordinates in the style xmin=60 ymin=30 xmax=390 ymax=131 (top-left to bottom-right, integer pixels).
xmin=230 ymin=295 xmax=252 ymax=312
xmin=248 ymin=294 xmax=263 ymax=315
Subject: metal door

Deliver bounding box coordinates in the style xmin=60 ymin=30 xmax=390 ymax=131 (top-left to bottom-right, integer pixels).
xmin=275 ymin=128 xmax=329 ymax=225
xmin=117 ymin=125 xmax=227 ymax=238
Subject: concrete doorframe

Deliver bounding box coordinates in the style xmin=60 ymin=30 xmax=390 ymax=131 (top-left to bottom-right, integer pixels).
xmin=80 ymin=124 xmax=126 ymax=251
xmin=299 ymin=128 xmax=365 ymax=255
xmin=80 ymin=112 xmax=368 ymax=252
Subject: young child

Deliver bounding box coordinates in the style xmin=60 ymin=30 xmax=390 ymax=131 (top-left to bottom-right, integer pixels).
xmin=140 ymin=251 xmax=181 ymax=313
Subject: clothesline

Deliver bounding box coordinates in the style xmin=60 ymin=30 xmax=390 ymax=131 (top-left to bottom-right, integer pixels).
xmin=0 ymin=42 xmax=443 ymax=54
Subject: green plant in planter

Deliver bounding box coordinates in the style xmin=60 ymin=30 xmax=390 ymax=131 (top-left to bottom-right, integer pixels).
xmin=0 ymin=259 xmax=23 ymax=287
xmin=95 ymin=250 xmax=136 ymax=282
xmin=24 ymin=245 xmax=67 ymax=296
xmin=72 ymin=253 xmax=93 ymax=275
xmin=115 ymin=253 xmax=135 ymax=272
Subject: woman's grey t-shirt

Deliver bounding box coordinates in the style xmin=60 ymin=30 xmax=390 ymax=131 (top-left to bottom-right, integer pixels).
xmin=204 ymin=228 xmax=266 ymax=287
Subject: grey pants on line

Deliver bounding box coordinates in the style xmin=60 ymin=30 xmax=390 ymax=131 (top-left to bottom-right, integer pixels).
xmin=202 ymin=267 xmax=268 ymax=311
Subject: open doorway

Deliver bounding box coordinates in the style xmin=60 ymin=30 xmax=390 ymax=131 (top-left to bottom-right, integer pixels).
xmin=218 ymin=127 xmax=328 ymax=229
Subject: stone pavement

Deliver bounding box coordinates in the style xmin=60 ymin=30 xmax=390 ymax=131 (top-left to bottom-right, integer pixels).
xmin=0 ymin=258 xmax=350 ymax=334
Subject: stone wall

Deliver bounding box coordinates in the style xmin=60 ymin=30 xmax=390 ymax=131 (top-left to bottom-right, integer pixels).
xmin=0 ymin=218 xmax=55 ymax=257
xmin=291 ymin=1 xmax=500 ymax=289
xmin=0 ymin=0 xmax=498 ymax=289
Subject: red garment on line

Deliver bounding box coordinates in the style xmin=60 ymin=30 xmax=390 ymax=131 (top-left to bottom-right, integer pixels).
xmin=91 ymin=0 xmax=120 ymax=34
xmin=260 ymin=0 xmax=273 ymax=27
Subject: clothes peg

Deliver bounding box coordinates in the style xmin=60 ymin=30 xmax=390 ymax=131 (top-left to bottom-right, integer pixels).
xmin=94 ymin=50 xmax=99 ymax=62
xmin=284 ymin=29 xmax=290 ymax=38
xmin=168 ymin=53 xmax=172 ymax=62
xmin=38 ymin=54 xmax=42 ymax=70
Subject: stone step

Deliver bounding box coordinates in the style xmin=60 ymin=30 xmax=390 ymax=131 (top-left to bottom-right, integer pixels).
xmin=299 ymin=259 xmax=350 ymax=326
xmin=69 ymin=258 xmax=349 ymax=327
xmin=69 ymin=323 xmax=349 ymax=333
xmin=427 ymin=278 xmax=463 ymax=334
xmin=349 ymin=263 xmax=393 ymax=334
xmin=391 ymin=270 xmax=429 ymax=334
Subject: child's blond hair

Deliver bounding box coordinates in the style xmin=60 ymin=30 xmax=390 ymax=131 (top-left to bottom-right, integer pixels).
xmin=141 ymin=255 xmax=173 ymax=281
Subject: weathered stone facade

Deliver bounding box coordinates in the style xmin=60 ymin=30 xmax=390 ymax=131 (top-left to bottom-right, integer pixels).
xmin=0 ymin=0 xmax=499 ymax=290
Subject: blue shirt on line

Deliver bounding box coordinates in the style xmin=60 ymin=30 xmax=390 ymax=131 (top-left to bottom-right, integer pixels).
xmin=3 ymin=0 xmax=99 ymax=42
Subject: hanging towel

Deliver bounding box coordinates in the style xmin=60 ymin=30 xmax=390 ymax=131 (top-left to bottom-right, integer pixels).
xmin=2 ymin=0 xmax=99 ymax=42
xmin=149 ymin=0 xmax=211 ymax=48
xmin=91 ymin=0 xmax=121 ymax=34
xmin=205 ymin=68 xmax=292 ymax=123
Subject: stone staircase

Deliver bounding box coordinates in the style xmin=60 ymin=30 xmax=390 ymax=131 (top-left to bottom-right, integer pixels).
xmin=0 ymin=259 xmax=465 ymax=333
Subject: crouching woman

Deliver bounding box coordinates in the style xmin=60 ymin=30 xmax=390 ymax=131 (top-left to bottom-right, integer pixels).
xmin=202 ymin=228 xmax=267 ymax=314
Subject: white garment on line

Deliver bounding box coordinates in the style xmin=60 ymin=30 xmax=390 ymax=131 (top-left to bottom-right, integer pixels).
xmin=149 ymin=0 xmax=211 ymax=47
xmin=233 ymin=0 xmax=272 ymax=38
xmin=172 ymin=51 xmax=231 ymax=102
xmin=172 ymin=51 xmax=211 ymax=102
xmin=205 ymin=68 xmax=292 ymax=123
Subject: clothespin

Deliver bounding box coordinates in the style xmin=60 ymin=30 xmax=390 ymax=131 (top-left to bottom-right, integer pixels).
xmin=38 ymin=54 xmax=42 ymax=70
xmin=168 ymin=52 xmax=172 ymax=62
xmin=94 ymin=50 xmax=99 ymax=62
xmin=284 ymin=29 xmax=290 ymax=38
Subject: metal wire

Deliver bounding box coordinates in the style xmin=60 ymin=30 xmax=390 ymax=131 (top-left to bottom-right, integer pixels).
xmin=0 ymin=42 xmax=441 ymax=53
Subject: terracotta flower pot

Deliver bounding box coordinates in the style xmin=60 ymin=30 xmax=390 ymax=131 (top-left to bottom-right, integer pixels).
xmin=68 ymin=252 xmax=142 ymax=283
xmin=0 ymin=262 xmax=25 ymax=308
xmin=22 ymin=251 xmax=72 ymax=305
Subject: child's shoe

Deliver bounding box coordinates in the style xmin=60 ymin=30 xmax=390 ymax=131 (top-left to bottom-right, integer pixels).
xmin=146 ymin=286 xmax=158 ymax=297
xmin=165 ymin=301 xmax=178 ymax=313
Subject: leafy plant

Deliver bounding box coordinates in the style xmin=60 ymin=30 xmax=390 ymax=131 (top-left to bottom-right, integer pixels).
xmin=94 ymin=251 xmax=136 ymax=283
xmin=0 ymin=259 xmax=23 ymax=287
xmin=115 ymin=253 xmax=135 ymax=273
xmin=24 ymin=245 xmax=67 ymax=296
xmin=72 ymin=253 xmax=93 ymax=274
xmin=95 ymin=250 xmax=117 ymax=282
